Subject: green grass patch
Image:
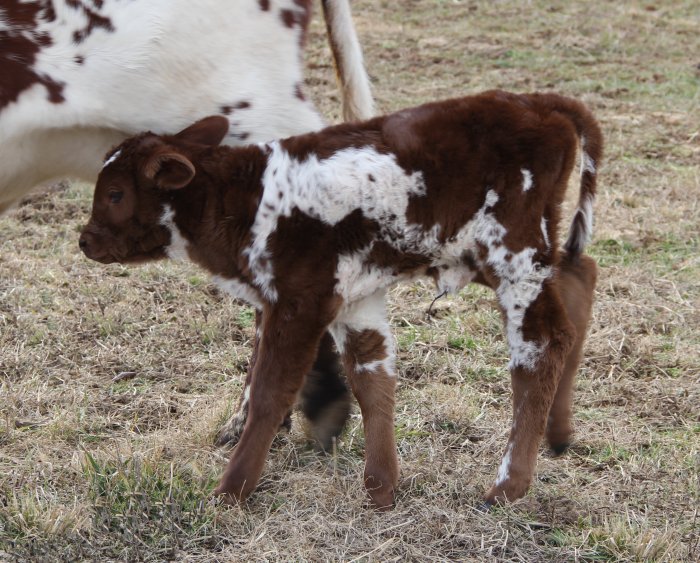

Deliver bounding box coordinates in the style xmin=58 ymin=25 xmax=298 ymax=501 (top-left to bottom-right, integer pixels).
xmin=82 ymin=452 xmax=219 ymax=555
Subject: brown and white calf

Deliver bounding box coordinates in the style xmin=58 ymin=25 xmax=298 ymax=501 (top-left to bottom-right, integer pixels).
xmin=80 ymin=90 xmax=602 ymax=508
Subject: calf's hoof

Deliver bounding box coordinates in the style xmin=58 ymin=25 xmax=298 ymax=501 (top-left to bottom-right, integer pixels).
xmin=483 ymin=479 xmax=530 ymax=506
xmin=476 ymin=500 xmax=495 ymax=513
xmin=214 ymin=475 xmax=255 ymax=505
xmin=546 ymin=425 xmax=573 ymax=457
xmin=213 ymin=487 xmax=244 ymax=506
xmin=365 ymin=475 xmax=396 ymax=511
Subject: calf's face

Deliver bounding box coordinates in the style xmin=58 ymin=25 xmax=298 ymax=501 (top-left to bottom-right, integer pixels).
xmin=79 ymin=116 xmax=229 ymax=264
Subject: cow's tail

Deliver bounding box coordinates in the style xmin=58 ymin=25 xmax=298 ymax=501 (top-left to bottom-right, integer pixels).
xmin=539 ymin=95 xmax=603 ymax=257
xmin=321 ymin=0 xmax=374 ymax=121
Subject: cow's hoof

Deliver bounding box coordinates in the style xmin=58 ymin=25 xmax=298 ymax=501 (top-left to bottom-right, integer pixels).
xmin=308 ymin=398 xmax=351 ymax=452
xmin=214 ymin=415 xmax=245 ymax=447
xmin=550 ymin=442 xmax=570 ymax=456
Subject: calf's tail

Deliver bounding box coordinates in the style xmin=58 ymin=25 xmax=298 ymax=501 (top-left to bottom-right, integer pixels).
xmin=549 ymin=96 xmax=603 ymax=257
xmin=321 ymin=0 xmax=375 ymax=121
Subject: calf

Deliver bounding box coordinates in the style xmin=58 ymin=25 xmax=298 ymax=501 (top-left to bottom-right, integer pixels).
xmin=80 ymin=90 xmax=602 ymax=508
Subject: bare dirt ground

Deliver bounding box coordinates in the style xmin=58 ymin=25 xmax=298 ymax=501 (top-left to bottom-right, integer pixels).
xmin=1 ymin=1 xmax=698 ymax=561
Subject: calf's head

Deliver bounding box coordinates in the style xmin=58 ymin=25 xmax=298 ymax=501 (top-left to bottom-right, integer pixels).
xmin=79 ymin=116 xmax=229 ymax=264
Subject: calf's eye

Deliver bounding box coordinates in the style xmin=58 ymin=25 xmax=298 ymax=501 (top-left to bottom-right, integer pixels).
xmin=109 ymin=190 xmax=123 ymax=204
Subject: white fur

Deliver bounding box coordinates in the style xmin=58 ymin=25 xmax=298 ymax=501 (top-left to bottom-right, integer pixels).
xmin=0 ymin=0 xmax=371 ymax=213
xmin=330 ymin=290 xmax=395 ymax=377
xmin=336 ymin=247 xmax=396 ymax=303
xmin=540 ymin=217 xmax=550 ymax=250
xmin=211 ymin=275 xmax=263 ymax=310
xmin=579 ymin=192 xmax=595 ymax=242
xmin=160 ymin=205 xmax=190 ymax=261
xmin=245 ymin=143 xmax=428 ymax=301
xmin=567 ymin=191 xmax=595 ymax=253
xmin=580 ymin=138 xmax=596 ymax=175
xmin=102 ymin=149 xmax=122 ymax=169
xmin=521 ymin=168 xmax=533 ymax=192
xmin=473 ymin=191 xmax=550 ymax=371
xmin=495 ymin=442 xmax=514 ymax=486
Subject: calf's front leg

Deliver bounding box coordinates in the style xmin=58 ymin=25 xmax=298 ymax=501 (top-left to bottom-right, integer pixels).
xmin=216 ymin=314 xmax=349 ymax=449
xmin=214 ymin=301 xmax=335 ymax=503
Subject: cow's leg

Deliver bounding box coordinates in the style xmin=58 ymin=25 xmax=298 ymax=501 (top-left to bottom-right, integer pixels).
xmin=484 ymin=275 xmax=575 ymax=505
xmin=330 ymin=291 xmax=398 ymax=509
xmin=214 ymin=299 xmax=338 ymax=503
xmin=298 ymin=332 xmax=351 ymax=451
xmin=546 ymin=253 xmax=597 ymax=454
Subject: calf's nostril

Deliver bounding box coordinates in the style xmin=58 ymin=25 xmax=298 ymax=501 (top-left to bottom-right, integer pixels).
xmin=79 ymin=238 xmax=88 ymax=250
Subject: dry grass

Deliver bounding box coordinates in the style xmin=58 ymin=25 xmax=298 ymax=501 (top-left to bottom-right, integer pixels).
xmin=1 ymin=0 xmax=699 ymax=560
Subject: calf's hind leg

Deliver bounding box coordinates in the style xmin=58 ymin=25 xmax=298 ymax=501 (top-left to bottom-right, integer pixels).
xmin=330 ymin=291 xmax=399 ymax=509
xmin=546 ymin=253 xmax=597 ymax=454
xmin=484 ymin=279 xmax=575 ymax=505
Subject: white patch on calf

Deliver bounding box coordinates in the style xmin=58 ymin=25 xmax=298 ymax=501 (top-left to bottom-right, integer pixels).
xmin=211 ymin=275 xmax=263 ymax=310
xmin=102 ymin=149 xmax=121 ymax=169
xmin=521 ymin=168 xmax=533 ymax=192
xmin=473 ymin=191 xmax=551 ymax=371
xmin=330 ymin=290 xmax=395 ymax=377
xmin=336 ymin=247 xmax=396 ymax=303
xmin=540 ymin=217 xmax=550 ymax=250
xmin=160 ymin=205 xmax=190 ymax=261
xmin=246 ymin=143 xmax=427 ymax=302
xmin=495 ymin=442 xmax=514 ymax=486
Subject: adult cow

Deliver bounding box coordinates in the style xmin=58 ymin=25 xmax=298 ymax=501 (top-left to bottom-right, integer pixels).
xmin=0 ymin=0 xmax=372 ymax=447
xmin=0 ymin=0 xmax=373 ymax=213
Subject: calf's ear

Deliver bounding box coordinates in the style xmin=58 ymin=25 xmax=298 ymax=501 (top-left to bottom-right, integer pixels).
xmin=174 ymin=115 xmax=230 ymax=146
xmin=143 ymin=152 xmax=196 ymax=190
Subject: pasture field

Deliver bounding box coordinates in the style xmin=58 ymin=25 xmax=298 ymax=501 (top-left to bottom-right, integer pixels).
xmin=1 ymin=1 xmax=698 ymax=560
